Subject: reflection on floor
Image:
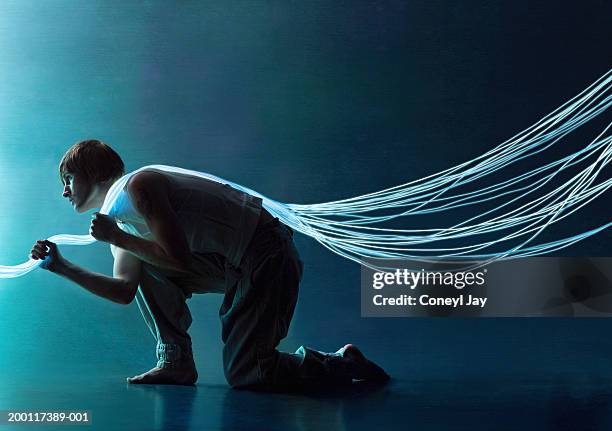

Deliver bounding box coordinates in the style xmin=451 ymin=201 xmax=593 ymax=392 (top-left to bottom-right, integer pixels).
xmin=1 ymin=372 xmax=610 ymax=431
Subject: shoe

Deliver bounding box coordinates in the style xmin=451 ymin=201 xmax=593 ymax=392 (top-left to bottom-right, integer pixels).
xmin=334 ymin=344 xmax=390 ymax=382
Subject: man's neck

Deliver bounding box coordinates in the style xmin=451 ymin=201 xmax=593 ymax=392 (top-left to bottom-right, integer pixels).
xmin=93 ymin=178 xmax=120 ymax=209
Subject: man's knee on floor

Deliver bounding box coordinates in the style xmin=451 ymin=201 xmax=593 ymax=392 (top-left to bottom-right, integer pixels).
xmin=224 ymin=363 xmax=259 ymax=389
xmin=223 ymin=354 xmax=277 ymax=389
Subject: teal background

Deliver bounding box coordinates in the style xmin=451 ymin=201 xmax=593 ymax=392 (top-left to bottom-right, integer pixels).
xmin=0 ymin=2 xmax=611 ymax=428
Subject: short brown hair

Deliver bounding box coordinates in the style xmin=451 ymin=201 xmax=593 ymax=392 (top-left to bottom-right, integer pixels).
xmin=59 ymin=139 xmax=125 ymax=184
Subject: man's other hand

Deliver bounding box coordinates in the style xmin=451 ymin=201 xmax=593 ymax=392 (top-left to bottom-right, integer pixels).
xmin=90 ymin=212 xmax=122 ymax=244
xmin=30 ymin=240 xmax=66 ymax=273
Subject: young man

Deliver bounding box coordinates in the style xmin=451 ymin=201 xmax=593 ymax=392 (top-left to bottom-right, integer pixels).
xmin=30 ymin=139 xmax=389 ymax=389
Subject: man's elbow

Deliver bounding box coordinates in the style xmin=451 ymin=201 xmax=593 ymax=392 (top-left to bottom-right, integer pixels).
xmin=121 ymin=281 xmax=139 ymax=305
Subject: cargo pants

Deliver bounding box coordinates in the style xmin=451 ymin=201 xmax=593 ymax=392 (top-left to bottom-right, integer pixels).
xmin=135 ymin=216 xmax=352 ymax=390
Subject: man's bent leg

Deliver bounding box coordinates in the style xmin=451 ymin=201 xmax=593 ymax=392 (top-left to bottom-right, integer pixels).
xmin=220 ymin=223 xmax=389 ymax=391
xmin=128 ymin=252 xmax=226 ymax=385
xmin=218 ymin=220 xmax=306 ymax=388
xmin=134 ymin=263 xmax=195 ymax=367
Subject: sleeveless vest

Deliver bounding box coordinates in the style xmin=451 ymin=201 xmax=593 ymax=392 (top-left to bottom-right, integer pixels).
xmin=107 ymin=167 xmax=263 ymax=269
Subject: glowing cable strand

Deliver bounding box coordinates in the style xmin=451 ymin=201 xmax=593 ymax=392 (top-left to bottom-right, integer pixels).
xmin=297 ymin=72 xmax=612 ymax=212
xmin=294 ymin=142 xmax=603 ymax=226
xmin=297 ymin=104 xmax=607 ymax=220
xmin=0 ymin=233 xmax=97 ymax=278
xmin=357 ymin=217 xmax=612 ymax=273
xmin=307 ymin=183 xmax=603 ymax=256
xmin=393 ymin=133 xmax=611 ymax=214
xmin=297 ymin=142 xmax=612 ymax=255
xmin=454 ymin=144 xmax=612 ymax=269
xmin=505 ymin=220 xmax=612 ymax=258
xmin=444 ymin=168 xmax=612 ymax=248
xmin=300 ymin=109 xmax=608 ymax=245
xmin=314 ymin=212 xmax=612 ymax=273
xmin=355 ymin=174 xmax=612 ymax=270
xmin=288 ymin=107 xmax=612 ymax=235
xmin=397 ymin=126 xmax=612 ymax=240
xmin=300 ymin=154 xmax=611 ymax=241
xmin=453 ymin=137 xmax=612 ymax=266
xmin=421 ymin=93 xmax=611 ymax=190
xmin=316 ymin=154 xmax=612 ymax=261
xmin=300 ymin=131 xmax=571 ymax=218
xmin=299 ymin=87 xmax=612 ymax=217
xmin=294 ymin=126 xmax=611 ymax=227
xmin=450 ymin=177 xmax=612 ymax=260
xmin=322 ymin=201 xmax=611 ymax=266
xmin=388 ymin=98 xmax=612 ymax=214
xmin=423 ymin=214 xmax=612 ymax=273
xmin=306 ymin=148 xmax=612 ymax=251
xmin=294 ymin=151 xmax=605 ymax=242
xmin=315 ymin=137 xmax=608 ymax=225
xmin=292 ymin=164 xmax=604 ymax=246
xmin=447 ymin=79 xmax=612 ymax=264
xmin=300 ymin=94 xmax=612 ymax=217
xmin=451 ymin=220 xmax=612 ymax=261
xmin=442 ymin=133 xmax=612 ymax=235
xmin=291 ymin=131 xmax=612 ymax=242
xmin=296 ymin=78 xmax=608 ymax=212
xmin=302 ymin=71 xmax=612 ymax=215
xmin=290 ymin=123 xmax=612 ymax=250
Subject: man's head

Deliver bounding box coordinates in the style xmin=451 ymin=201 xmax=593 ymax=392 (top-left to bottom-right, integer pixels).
xmin=59 ymin=139 xmax=125 ymax=213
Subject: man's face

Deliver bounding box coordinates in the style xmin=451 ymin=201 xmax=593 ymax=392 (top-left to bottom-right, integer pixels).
xmin=62 ymin=171 xmax=93 ymax=213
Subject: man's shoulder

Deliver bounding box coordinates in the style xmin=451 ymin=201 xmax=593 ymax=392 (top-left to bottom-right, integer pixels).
xmin=127 ymin=169 xmax=169 ymax=190
xmin=125 ymin=170 xmax=173 ymax=208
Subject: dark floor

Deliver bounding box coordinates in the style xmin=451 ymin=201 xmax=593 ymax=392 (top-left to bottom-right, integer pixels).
xmin=2 ymin=371 xmax=611 ymax=431
xmin=4 ymin=248 xmax=612 ymax=430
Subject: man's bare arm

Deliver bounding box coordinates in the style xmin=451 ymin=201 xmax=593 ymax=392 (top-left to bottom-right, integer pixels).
xmin=55 ymin=259 xmax=137 ymax=305
xmin=110 ymin=171 xmax=194 ymax=274
xmin=31 ymin=239 xmax=140 ymax=305
xmin=112 ymin=230 xmax=193 ymax=274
